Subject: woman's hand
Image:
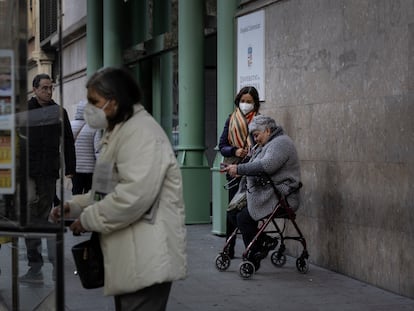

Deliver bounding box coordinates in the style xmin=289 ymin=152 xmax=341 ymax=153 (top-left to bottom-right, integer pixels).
xmin=225 ymin=164 xmax=239 ymax=178
xmin=235 ymin=147 xmax=248 ymax=158
xmin=70 ymin=219 xmax=86 ymax=236
xmin=49 ymin=202 xmax=71 ymax=222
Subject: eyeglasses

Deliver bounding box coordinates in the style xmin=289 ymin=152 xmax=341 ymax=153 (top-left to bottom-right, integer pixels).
xmin=38 ymin=85 xmax=55 ymax=92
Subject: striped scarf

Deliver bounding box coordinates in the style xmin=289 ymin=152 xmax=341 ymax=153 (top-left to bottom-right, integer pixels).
xmin=228 ymin=108 xmax=256 ymax=149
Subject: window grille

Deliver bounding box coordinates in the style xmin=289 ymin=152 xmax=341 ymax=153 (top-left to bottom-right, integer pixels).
xmin=40 ymin=0 xmax=57 ymax=44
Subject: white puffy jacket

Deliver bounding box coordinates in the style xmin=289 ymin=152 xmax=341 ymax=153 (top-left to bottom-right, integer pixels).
xmin=68 ymin=104 xmax=187 ymax=296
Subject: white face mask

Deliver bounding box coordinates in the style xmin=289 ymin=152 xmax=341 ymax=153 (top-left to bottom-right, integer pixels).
xmin=239 ymin=102 xmax=254 ymax=115
xmin=84 ymin=101 xmax=110 ymax=129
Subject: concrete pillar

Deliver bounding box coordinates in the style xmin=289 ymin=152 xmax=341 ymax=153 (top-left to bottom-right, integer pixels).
xmin=177 ymin=0 xmax=210 ymax=224
xmin=211 ymin=0 xmax=239 ymax=235
xmin=86 ymin=0 xmax=103 ymax=76
xmin=103 ymin=0 xmax=123 ymax=67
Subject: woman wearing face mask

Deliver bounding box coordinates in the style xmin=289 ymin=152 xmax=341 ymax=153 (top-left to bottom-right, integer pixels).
xmin=52 ymin=67 xmax=187 ymax=311
xmin=218 ymin=86 xmax=260 ymax=259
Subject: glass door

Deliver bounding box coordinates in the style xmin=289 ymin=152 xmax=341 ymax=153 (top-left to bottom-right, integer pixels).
xmin=0 ymin=1 xmax=64 ymax=310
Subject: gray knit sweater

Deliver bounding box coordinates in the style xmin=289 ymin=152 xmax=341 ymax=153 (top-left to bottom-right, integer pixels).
xmin=237 ymin=127 xmax=301 ymax=221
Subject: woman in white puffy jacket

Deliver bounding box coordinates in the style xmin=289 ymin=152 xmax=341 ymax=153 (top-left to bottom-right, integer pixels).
xmin=53 ymin=67 xmax=187 ymax=311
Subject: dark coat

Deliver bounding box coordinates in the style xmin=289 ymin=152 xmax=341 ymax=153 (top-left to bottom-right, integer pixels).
xmin=219 ymin=116 xmax=236 ymax=157
xmin=27 ymin=97 xmax=76 ymax=178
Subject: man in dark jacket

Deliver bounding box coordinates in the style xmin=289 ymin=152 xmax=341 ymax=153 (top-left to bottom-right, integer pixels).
xmin=19 ymin=73 xmax=76 ymax=284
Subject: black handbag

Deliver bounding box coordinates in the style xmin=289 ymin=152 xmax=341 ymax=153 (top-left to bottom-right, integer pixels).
xmin=71 ymin=232 xmax=104 ymax=289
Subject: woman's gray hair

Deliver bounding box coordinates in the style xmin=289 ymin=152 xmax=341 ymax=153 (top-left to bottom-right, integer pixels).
xmin=249 ymin=115 xmax=277 ymax=133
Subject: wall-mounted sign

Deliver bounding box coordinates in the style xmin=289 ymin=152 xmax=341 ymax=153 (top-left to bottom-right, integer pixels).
xmin=237 ymin=10 xmax=265 ymax=101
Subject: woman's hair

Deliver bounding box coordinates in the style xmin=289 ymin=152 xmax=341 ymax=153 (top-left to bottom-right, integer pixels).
xmin=248 ymin=115 xmax=277 ymax=133
xmin=86 ymin=67 xmax=142 ymax=128
xmin=234 ymin=86 xmax=260 ymax=111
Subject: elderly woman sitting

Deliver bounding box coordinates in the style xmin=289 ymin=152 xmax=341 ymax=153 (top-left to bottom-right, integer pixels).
xmin=224 ymin=115 xmax=301 ymax=270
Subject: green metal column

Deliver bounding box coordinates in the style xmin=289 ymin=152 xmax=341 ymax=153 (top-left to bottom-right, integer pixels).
xmin=103 ymin=0 xmax=123 ymax=67
xmin=128 ymin=0 xmax=149 ymax=55
xmin=160 ymin=52 xmax=173 ymax=142
xmin=177 ymin=0 xmax=210 ymax=224
xmin=153 ymin=0 xmax=173 ymax=141
xmin=152 ymin=0 xmax=164 ymax=123
xmin=152 ymin=60 xmax=161 ymax=121
xmin=128 ymin=0 xmax=152 ymax=110
xmin=86 ymin=0 xmax=103 ymax=76
xmin=211 ymin=0 xmax=239 ymax=235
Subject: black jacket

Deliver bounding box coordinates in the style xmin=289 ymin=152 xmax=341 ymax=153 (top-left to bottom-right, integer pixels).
xmin=27 ymin=97 xmax=76 ymax=178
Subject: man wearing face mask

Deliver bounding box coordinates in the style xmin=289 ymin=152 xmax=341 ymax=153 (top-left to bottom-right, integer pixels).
xmin=19 ymin=73 xmax=76 ymax=284
xmin=218 ymin=86 xmax=260 ymax=259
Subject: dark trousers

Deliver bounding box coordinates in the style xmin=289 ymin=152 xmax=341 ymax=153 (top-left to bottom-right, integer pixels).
xmin=114 ymin=282 xmax=172 ymax=311
xmin=236 ymin=207 xmax=259 ymax=251
xmin=26 ymin=176 xmax=57 ymax=272
xmin=226 ymin=209 xmax=239 ymax=249
xmin=226 ymin=177 xmax=241 ymax=251
xmin=72 ymin=172 xmax=93 ymax=195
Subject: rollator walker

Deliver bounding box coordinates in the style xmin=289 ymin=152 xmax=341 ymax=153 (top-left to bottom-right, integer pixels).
xmin=214 ymin=179 xmax=309 ymax=279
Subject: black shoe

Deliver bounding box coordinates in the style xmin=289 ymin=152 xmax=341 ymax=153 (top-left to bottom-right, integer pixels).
xmin=250 ymin=253 xmax=262 ymax=271
xmin=259 ymin=235 xmax=278 ymax=258
xmin=19 ymin=268 xmax=44 ymax=284
xmin=265 ymin=235 xmax=278 ymax=248
xmin=246 ymin=250 xmax=262 ymax=271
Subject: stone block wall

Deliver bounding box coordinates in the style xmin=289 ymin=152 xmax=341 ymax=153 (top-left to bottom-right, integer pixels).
xmin=256 ymin=0 xmax=414 ymax=297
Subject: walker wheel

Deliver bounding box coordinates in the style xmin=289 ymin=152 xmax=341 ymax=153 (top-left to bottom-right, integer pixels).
xmin=271 ymin=251 xmax=286 ymax=267
xmin=238 ymin=261 xmax=255 ymax=279
xmin=215 ymin=253 xmax=231 ymax=271
xmin=296 ymin=257 xmax=309 ymax=274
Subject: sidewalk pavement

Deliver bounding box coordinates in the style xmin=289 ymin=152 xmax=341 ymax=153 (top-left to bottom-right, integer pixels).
xmin=1 ymin=223 xmax=414 ymax=310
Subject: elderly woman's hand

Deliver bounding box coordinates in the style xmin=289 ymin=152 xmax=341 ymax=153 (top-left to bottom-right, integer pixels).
xmin=225 ymin=164 xmax=239 ymax=178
